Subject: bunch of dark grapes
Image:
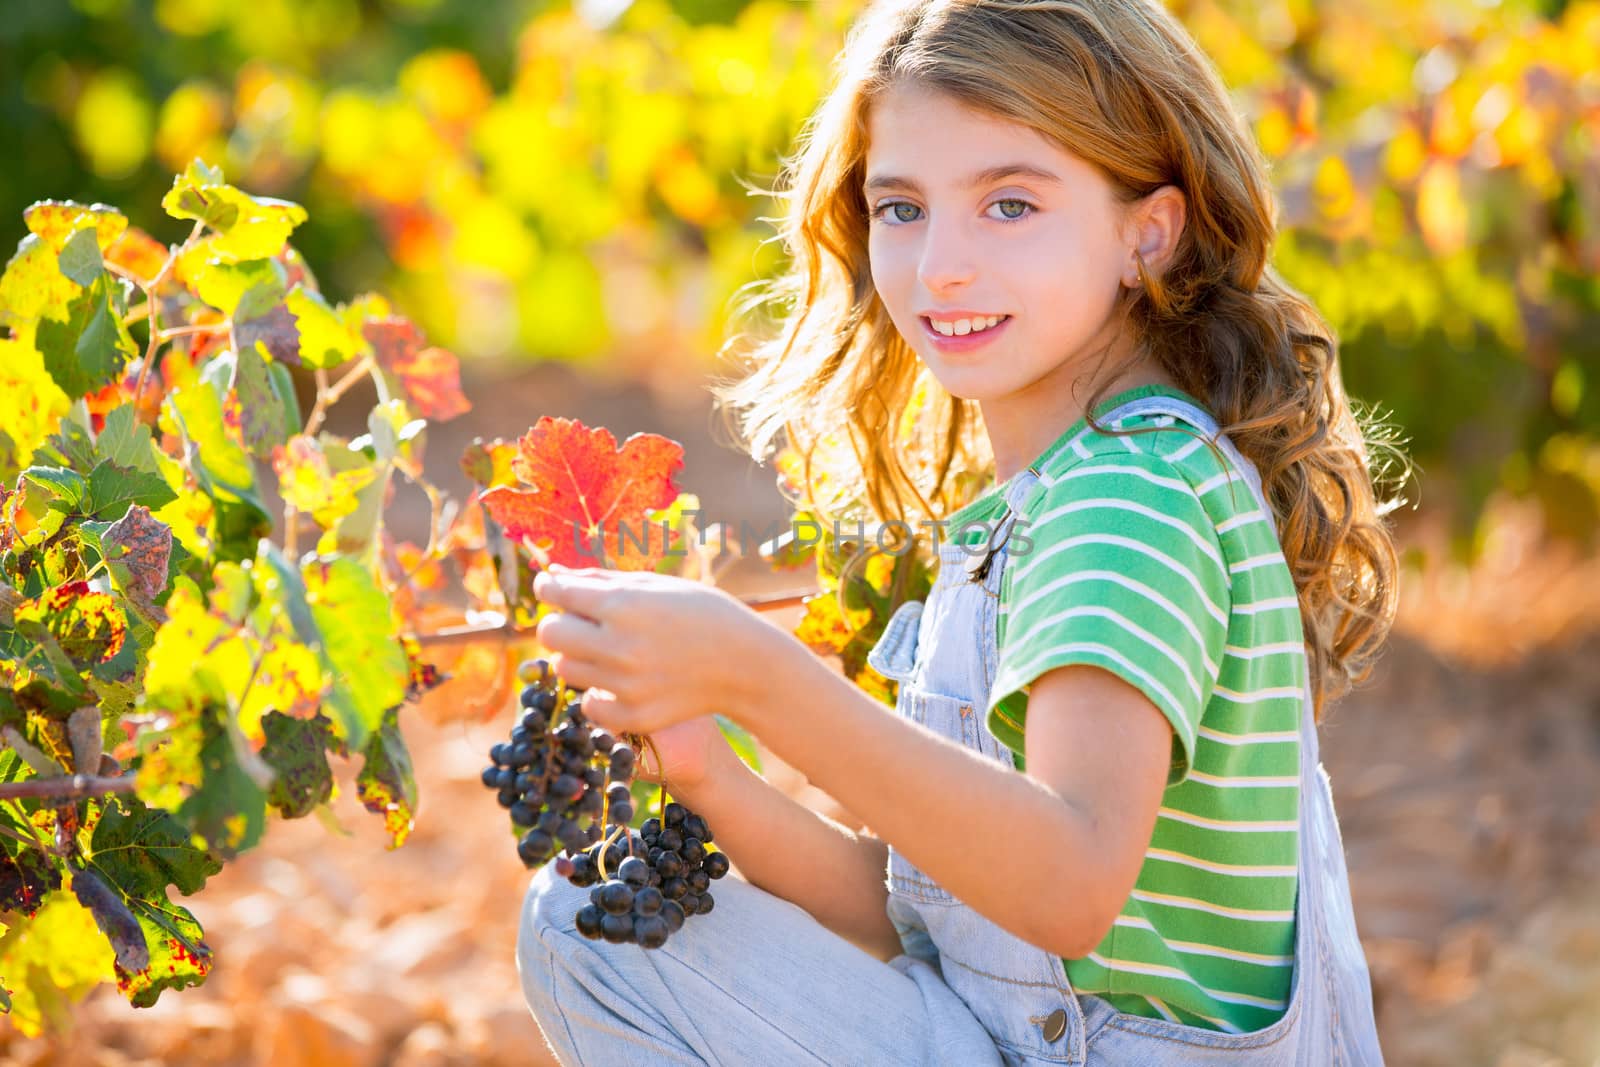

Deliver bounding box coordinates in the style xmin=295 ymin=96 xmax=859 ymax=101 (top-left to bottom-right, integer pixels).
xmin=555 ymin=800 xmax=730 ymax=948
xmin=480 ymin=659 xmax=640 ymax=869
xmin=482 ymin=658 xmax=730 ymax=950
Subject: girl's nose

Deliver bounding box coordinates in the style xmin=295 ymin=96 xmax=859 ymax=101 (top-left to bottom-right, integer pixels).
xmin=915 ymin=217 xmax=978 ymax=293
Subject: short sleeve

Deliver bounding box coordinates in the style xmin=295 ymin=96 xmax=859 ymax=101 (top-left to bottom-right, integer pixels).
xmin=987 ymin=454 xmax=1231 ymax=785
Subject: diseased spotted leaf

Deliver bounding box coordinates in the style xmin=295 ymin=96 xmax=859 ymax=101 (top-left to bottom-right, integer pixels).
xmin=0 ymin=848 xmax=62 ymax=918
xmin=363 ymin=317 xmax=470 ymax=421
xmin=399 ymin=634 xmax=447 ymax=701
xmin=0 ymin=235 xmax=78 ymax=329
xmin=113 ymin=897 xmax=213 ymax=1009
xmin=235 ymin=301 xmax=302 ymax=367
xmin=460 ymin=437 xmax=518 ymax=488
xmin=100 ymin=505 xmax=172 ymax=603
xmin=260 ymin=711 xmax=334 ymax=819
xmin=478 ymin=417 xmax=683 ymax=571
xmin=23 ymin=201 xmax=129 ymax=255
xmin=69 ymin=867 xmax=148 ymax=973
xmin=13 ymin=581 xmax=126 ymax=664
xmin=230 ymin=342 xmax=294 ymax=457
xmin=0 ymin=337 xmax=72 ymax=484
xmin=355 ymin=706 xmax=415 ymax=849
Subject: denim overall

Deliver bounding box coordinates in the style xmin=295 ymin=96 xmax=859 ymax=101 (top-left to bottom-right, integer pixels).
xmin=866 ymin=395 xmax=1386 ymax=1065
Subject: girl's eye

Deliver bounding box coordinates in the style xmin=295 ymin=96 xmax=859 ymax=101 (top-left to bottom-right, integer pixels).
xmin=867 ymin=198 xmax=1036 ymax=225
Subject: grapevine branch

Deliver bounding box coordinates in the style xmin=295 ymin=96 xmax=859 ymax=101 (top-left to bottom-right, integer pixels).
xmin=409 ymin=587 xmax=819 ymax=649
xmin=0 ymin=776 xmax=137 ymax=802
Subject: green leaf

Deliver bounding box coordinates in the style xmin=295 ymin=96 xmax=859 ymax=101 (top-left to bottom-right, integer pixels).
xmin=85 ymin=459 xmax=178 ymax=519
xmin=303 ymin=557 xmax=405 ymax=749
xmin=20 ymin=467 xmax=87 ymax=513
xmin=714 ymin=714 xmax=762 ymax=773
xmin=33 ymin=274 xmax=137 ymax=400
xmin=92 ymin=404 xmax=162 ymax=475
xmin=355 ymin=706 xmax=415 ymax=849
xmin=286 ymin=284 xmax=360 ymax=369
xmin=56 ymin=228 xmax=105 ymax=289
xmin=190 ymin=257 xmax=286 ymax=320
xmin=89 ymin=794 xmax=224 ymax=899
xmin=161 ymin=383 xmax=260 ymax=507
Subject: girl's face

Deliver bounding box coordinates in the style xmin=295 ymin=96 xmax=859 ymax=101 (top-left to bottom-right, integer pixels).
xmin=864 ymin=82 xmax=1136 ymax=404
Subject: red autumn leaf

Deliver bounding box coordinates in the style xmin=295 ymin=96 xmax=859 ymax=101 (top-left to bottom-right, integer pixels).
xmin=105 ymin=226 xmax=171 ymax=286
xmin=362 ymin=317 xmax=470 ymax=421
xmin=15 ymin=580 xmax=127 ymax=664
xmin=478 ymin=417 xmax=684 ymax=572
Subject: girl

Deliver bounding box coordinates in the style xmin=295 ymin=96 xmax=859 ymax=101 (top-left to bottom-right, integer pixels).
xmin=516 ymin=1 xmax=1398 ymax=1063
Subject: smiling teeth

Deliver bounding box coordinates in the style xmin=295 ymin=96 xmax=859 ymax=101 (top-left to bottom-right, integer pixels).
xmin=931 ymin=315 xmax=1005 ymax=337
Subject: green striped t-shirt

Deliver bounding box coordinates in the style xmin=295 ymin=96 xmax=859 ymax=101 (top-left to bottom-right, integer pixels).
xmin=949 ymin=384 xmax=1303 ymax=1035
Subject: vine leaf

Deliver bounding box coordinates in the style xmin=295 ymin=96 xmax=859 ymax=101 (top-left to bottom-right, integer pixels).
xmin=364 ymin=316 xmax=470 ymax=421
xmin=259 ymin=712 xmax=336 ymax=820
xmin=161 ymin=159 xmax=307 ymax=262
xmin=478 ymin=417 xmax=683 ymax=571
xmin=356 ymin=706 xmax=416 ymax=849
xmin=13 ymin=581 xmax=127 ymax=665
xmin=99 ymin=504 xmax=173 ymax=604
xmin=271 ymin=435 xmax=376 ymax=528
xmin=22 ymin=201 xmax=129 ymax=255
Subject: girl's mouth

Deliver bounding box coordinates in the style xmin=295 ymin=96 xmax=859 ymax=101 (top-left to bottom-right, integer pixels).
xmin=921 ymin=314 xmax=1012 ymax=353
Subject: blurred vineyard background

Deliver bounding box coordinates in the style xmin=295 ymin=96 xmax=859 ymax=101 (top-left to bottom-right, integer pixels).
xmin=1 ymin=0 xmax=1598 ymax=1065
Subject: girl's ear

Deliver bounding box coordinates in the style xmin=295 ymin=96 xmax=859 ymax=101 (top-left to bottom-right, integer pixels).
xmin=1122 ymin=185 xmax=1187 ymax=288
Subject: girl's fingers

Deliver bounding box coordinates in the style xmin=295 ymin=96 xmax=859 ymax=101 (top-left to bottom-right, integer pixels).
xmin=533 ymin=569 xmax=619 ymax=621
xmin=579 ymin=687 xmax=638 ymax=733
xmin=545 ymin=653 xmax=608 ymax=693
xmin=535 ymin=610 xmax=614 ymax=664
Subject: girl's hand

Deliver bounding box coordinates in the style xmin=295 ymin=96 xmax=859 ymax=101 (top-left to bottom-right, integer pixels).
xmin=531 ymin=564 xmax=769 ymax=738
xmin=627 ymin=715 xmax=738 ymax=795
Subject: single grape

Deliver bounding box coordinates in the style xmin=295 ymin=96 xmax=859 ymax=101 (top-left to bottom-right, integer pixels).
xmin=600 ymin=912 xmax=634 ymax=944
xmin=510 ymin=742 xmax=535 ymax=768
xmin=698 ymin=891 xmax=715 ymax=915
xmin=680 ymin=893 xmax=700 ymax=916
xmin=683 ymin=814 xmax=709 ymax=842
xmin=511 ymin=723 xmax=534 ymax=745
xmin=582 ymin=767 xmax=606 ymax=789
xmin=567 ymin=853 xmax=598 ymax=887
xmin=575 ymin=903 xmax=604 ymax=940
xmin=704 ymin=852 xmax=730 ymax=880
xmin=517 ymin=829 xmax=554 ymax=866
xmin=640 ymin=817 xmax=662 ymax=840
xmin=537 ymin=810 xmax=562 ymax=835
xmin=558 ymin=819 xmax=588 ymax=852
xmin=631 ymin=885 xmax=664 ymax=916
xmin=681 ymin=838 xmax=706 ymax=869
xmin=550 ymin=774 xmax=581 ymax=801
xmin=655 ymin=851 xmax=684 ymax=879
xmin=490 ymin=742 xmax=512 ymax=767
xmin=497 ymin=788 xmax=519 ymax=810
xmin=662 ymin=802 xmax=686 ymax=828
xmin=608 ymin=802 xmax=634 ymax=826
xmin=634 ymin=914 xmax=670 ymax=949
xmin=509 ymin=801 xmax=538 ymax=827
xmin=517 ymin=658 xmax=554 ymax=687
xmin=660 ymin=876 xmax=688 ymax=901
xmin=480 ymin=766 xmax=500 ymax=789
xmin=658 ymin=828 xmax=684 ymax=853
xmin=577 ymin=790 xmax=604 ymax=818
xmin=617 ymin=856 xmax=650 ymax=888
xmin=598 ymin=880 xmax=635 ymax=915
xmin=520 ymin=710 xmax=549 ymax=733
xmin=688 ymin=869 xmax=711 ymax=894
xmin=610 ymin=746 xmax=635 ymax=776
xmin=590 ymin=730 xmax=616 ymax=753
xmin=660 ymin=899 xmax=686 ymax=933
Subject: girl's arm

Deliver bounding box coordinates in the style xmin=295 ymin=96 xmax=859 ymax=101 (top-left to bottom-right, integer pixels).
xmin=532 ymin=566 xmax=1173 ymax=960
xmin=723 ymin=624 xmax=1174 ymax=960
xmin=666 ymin=742 xmax=900 ymax=958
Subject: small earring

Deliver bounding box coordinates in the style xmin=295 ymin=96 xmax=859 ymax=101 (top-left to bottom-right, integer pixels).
xmin=1132 ymin=254 xmax=1150 ymax=289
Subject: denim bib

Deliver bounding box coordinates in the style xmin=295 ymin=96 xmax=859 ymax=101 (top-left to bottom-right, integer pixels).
xmin=866 ymin=396 xmax=1385 ymax=1066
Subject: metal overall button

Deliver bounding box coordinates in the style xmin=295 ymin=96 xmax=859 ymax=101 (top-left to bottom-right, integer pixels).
xmin=967 ymin=465 xmax=1039 ymax=585
xmin=1035 ymin=1007 xmax=1068 ymax=1042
